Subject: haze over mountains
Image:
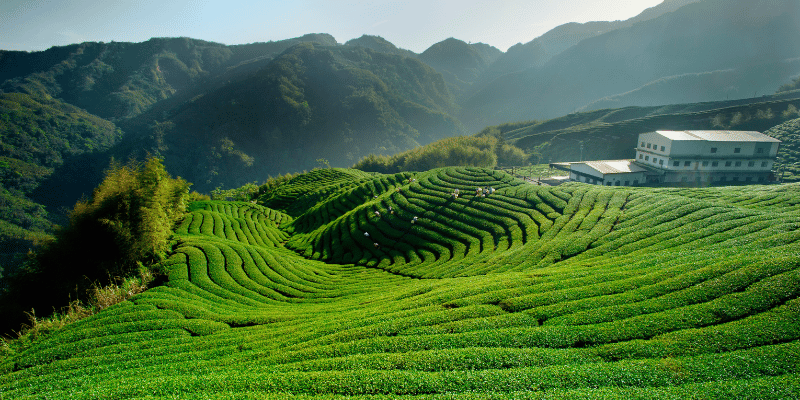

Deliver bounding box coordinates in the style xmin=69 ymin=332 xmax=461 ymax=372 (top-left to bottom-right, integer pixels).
xmin=1 ymin=0 xmax=800 ymax=272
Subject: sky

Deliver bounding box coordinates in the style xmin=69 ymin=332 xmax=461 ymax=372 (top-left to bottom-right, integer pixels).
xmin=1 ymin=0 xmax=663 ymax=53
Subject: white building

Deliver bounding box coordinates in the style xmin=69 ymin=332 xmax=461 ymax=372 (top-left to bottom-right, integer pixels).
xmin=635 ymin=130 xmax=780 ymax=184
xmin=552 ymin=160 xmax=648 ymax=186
xmin=551 ymin=130 xmax=781 ymax=186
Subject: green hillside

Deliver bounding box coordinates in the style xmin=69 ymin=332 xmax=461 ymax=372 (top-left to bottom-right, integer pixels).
xmin=0 ymin=92 xmax=122 ymax=275
xmin=125 ymin=42 xmax=463 ymax=191
xmin=3 ymin=166 xmax=799 ymax=398
xmin=461 ymin=0 xmax=800 ymax=128
xmin=501 ymin=95 xmax=800 ymax=167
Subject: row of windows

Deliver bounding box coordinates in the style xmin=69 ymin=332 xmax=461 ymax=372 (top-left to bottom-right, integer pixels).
xmin=678 ymin=175 xmax=765 ymax=183
xmin=577 ymin=175 xmax=639 ymax=186
xmin=642 ymin=143 xmax=767 ymax=155
xmin=709 ymin=147 xmax=743 ymax=153
xmin=637 ymin=154 xmax=769 ymax=168
xmin=640 ymin=154 xmax=664 ymax=165
xmin=642 ymin=142 xmax=665 ymax=152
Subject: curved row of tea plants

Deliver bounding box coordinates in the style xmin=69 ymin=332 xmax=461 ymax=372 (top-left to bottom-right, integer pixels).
xmin=2 ymin=168 xmax=799 ymax=398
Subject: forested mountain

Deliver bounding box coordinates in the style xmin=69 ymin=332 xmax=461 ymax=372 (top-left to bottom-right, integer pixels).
xmin=119 ymin=42 xmax=463 ymax=191
xmin=483 ymin=0 xmax=700 ymax=80
xmin=418 ymin=38 xmax=501 ymax=99
xmin=344 ymin=35 xmax=417 ymax=59
xmin=461 ymin=0 xmax=800 ymax=129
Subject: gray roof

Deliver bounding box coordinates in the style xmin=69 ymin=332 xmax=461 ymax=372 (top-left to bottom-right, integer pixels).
xmin=655 ymin=130 xmax=781 ymax=143
xmin=583 ymin=160 xmax=648 ymax=174
xmin=559 ymin=160 xmax=648 ymax=175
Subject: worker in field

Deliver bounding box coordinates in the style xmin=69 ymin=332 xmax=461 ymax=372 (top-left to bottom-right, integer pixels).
xmin=388 ymin=206 xmax=394 ymax=214
xmin=374 ymin=211 xmax=381 ymax=217
xmin=411 ymin=216 xmax=418 ymax=224
xmin=364 ymin=232 xmax=370 ymax=237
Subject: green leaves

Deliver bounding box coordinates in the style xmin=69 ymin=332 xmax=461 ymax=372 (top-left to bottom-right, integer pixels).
xmin=4 ymin=167 xmax=800 ymax=398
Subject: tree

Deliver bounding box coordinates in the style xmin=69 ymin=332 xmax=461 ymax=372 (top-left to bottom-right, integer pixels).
xmin=0 ymin=157 xmax=190 ymax=335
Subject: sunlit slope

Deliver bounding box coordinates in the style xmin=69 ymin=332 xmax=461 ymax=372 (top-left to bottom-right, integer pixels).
xmin=2 ymin=168 xmax=800 ymax=399
xmin=286 ymin=167 xmax=571 ymax=277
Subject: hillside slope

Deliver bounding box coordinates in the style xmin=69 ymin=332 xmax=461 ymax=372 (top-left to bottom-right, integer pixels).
xmin=2 ymin=167 xmax=799 ymax=398
xmin=120 ymin=43 xmax=463 ymax=191
xmin=502 ymin=93 xmax=800 ymax=166
xmin=487 ymin=0 xmax=700 ymax=78
xmin=462 ymin=0 xmax=800 ymax=129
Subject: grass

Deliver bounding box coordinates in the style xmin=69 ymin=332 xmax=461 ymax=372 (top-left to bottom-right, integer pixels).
xmin=1 ymin=166 xmax=799 ymax=398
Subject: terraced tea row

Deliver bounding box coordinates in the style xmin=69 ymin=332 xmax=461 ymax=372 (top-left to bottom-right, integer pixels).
xmin=2 ymin=168 xmax=799 ymax=398
xmin=286 ymin=168 xmax=573 ymax=277
xmin=176 ymin=201 xmax=292 ymax=247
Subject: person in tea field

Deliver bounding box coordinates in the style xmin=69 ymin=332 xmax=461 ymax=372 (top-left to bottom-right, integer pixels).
xmin=364 ymin=232 xmax=370 ymax=237
xmin=411 ymin=216 xmax=418 ymax=224
xmin=374 ymin=211 xmax=381 ymax=217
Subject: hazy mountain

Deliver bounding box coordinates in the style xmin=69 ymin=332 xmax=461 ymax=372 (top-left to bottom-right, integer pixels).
xmin=485 ymin=0 xmax=701 ymax=79
xmin=582 ymin=58 xmax=800 ymax=111
xmin=418 ymin=38 xmax=502 ymax=99
xmin=0 ymin=35 xmax=340 ymax=121
xmin=120 ymin=42 xmax=463 ymax=192
xmin=461 ymin=0 xmax=800 ymax=130
xmin=344 ymin=35 xmax=417 ymax=58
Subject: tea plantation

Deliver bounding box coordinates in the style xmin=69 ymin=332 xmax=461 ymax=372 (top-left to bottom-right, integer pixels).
xmin=2 ymin=167 xmax=800 ymax=399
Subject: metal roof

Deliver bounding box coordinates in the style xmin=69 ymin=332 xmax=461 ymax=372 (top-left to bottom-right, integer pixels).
xmin=655 ymin=130 xmax=781 ymax=143
xmin=572 ymin=160 xmax=648 ymax=175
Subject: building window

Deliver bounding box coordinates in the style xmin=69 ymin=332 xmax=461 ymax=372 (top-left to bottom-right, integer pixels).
xmin=633 ymin=180 xmax=639 ymax=185
xmin=659 ymin=159 xmax=664 ymax=165
xmin=615 ymin=181 xmax=620 ymax=186
xmin=748 ymin=161 xmax=755 ymax=167
xmin=684 ymin=161 xmax=691 ymax=166
xmin=735 ymin=161 xmax=741 ymax=167
xmin=660 ymin=146 xmax=665 ymax=152
xmin=761 ymin=162 xmax=767 ymax=167
xmin=606 ymin=182 xmax=612 ymax=186
xmin=645 ymin=155 xmax=649 ymax=161
xmin=641 ymin=142 xmax=645 ymax=147
xmin=711 ymin=147 xmax=717 ymax=153
xmin=745 ymin=177 xmax=752 ymax=182
xmin=673 ymin=161 xmax=680 ymax=167
xmin=702 ymin=161 xmax=709 ymax=166
xmin=757 ymin=148 xmax=764 ymax=154
xmin=712 ymin=161 xmax=719 ymax=167
xmin=734 ymin=148 xmax=741 ymax=153
xmin=732 ymin=177 xmax=739 ymax=182
xmin=725 ymin=161 xmax=732 ymax=167
xmin=647 ymin=143 xmax=651 ymax=149
xmin=624 ymin=180 xmax=630 ymax=186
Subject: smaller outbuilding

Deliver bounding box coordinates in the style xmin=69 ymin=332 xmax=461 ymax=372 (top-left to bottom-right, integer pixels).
xmin=551 ymin=160 xmax=648 ymax=186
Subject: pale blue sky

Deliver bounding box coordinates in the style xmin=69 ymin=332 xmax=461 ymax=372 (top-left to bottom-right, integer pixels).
xmin=1 ymin=0 xmax=663 ymax=53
